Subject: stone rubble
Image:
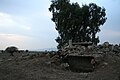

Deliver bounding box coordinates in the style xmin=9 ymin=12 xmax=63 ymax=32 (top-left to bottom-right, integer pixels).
xmin=49 ymin=41 xmax=120 ymax=72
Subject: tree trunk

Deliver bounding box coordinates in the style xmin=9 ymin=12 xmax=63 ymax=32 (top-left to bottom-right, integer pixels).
xmin=10 ymin=52 xmax=14 ymax=56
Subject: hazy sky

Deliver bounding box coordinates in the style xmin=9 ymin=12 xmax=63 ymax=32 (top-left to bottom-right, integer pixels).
xmin=0 ymin=0 xmax=120 ymax=50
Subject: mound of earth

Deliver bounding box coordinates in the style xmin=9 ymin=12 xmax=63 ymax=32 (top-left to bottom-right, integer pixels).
xmin=0 ymin=52 xmax=120 ymax=80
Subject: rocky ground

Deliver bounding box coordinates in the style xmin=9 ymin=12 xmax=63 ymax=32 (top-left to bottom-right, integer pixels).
xmin=0 ymin=51 xmax=120 ymax=80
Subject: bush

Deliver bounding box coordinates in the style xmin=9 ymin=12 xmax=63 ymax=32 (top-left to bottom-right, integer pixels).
xmin=5 ymin=46 xmax=18 ymax=56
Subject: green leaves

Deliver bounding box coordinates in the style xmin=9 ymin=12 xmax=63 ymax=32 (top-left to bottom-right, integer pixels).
xmin=49 ymin=0 xmax=107 ymax=49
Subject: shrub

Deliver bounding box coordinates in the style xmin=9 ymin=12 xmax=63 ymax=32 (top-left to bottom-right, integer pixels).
xmin=5 ymin=46 xmax=18 ymax=56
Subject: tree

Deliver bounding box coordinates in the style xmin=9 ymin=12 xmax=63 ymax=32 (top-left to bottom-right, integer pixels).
xmin=87 ymin=3 xmax=107 ymax=44
xmin=5 ymin=46 xmax=18 ymax=56
xmin=25 ymin=50 xmax=29 ymax=53
xmin=49 ymin=0 xmax=107 ymax=49
xmin=49 ymin=0 xmax=71 ymax=49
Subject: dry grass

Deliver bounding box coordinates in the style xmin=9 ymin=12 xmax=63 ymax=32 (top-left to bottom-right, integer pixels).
xmin=0 ymin=52 xmax=120 ymax=80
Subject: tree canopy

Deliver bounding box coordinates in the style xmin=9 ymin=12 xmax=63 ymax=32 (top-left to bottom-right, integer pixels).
xmin=49 ymin=0 xmax=107 ymax=49
xmin=5 ymin=46 xmax=18 ymax=56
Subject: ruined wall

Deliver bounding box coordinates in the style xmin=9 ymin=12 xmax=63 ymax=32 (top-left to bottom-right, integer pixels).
xmin=67 ymin=55 xmax=94 ymax=72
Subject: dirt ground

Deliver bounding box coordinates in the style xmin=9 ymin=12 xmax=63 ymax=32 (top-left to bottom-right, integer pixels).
xmin=0 ymin=52 xmax=120 ymax=80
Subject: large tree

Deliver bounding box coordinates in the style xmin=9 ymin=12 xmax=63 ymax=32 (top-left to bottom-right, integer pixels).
xmin=49 ymin=0 xmax=107 ymax=49
xmin=5 ymin=46 xmax=18 ymax=56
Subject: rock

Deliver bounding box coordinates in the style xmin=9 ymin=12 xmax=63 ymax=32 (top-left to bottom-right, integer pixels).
xmin=45 ymin=61 xmax=52 ymax=65
xmin=93 ymin=54 xmax=104 ymax=63
xmin=60 ymin=63 xmax=69 ymax=68
xmin=101 ymin=62 xmax=108 ymax=68
xmin=7 ymin=58 xmax=12 ymax=61
xmin=0 ymin=60 xmax=3 ymax=62
xmin=113 ymin=45 xmax=120 ymax=53
xmin=103 ymin=42 xmax=109 ymax=48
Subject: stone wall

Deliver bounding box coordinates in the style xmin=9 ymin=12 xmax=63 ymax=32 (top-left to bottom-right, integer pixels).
xmin=67 ymin=55 xmax=94 ymax=72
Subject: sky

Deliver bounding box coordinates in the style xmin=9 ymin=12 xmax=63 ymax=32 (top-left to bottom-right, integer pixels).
xmin=0 ymin=0 xmax=120 ymax=50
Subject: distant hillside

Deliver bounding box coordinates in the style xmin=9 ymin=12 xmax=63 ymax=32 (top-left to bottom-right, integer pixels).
xmin=30 ymin=48 xmax=58 ymax=51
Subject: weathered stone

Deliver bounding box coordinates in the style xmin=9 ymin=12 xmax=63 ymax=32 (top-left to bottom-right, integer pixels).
xmin=60 ymin=63 xmax=69 ymax=69
xmin=67 ymin=55 xmax=95 ymax=72
xmin=51 ymin=40 xmax=120 ymax=73
xmin=93 ymin=54 xmax=104 ymax=64
xmin=113 ymin=44 xmax=120 ymax=53
xmin=69 ymin=40 xmax=73 ymax=48
xmin=103 ymin=42 xmax=109 ymax=48
xmin=0 ymin=60 xmax=3 ymax=62
xmin=7 ymin=58 xmax=12 ymax=61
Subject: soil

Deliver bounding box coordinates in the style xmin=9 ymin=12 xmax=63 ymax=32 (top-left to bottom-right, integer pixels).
xmin=0 ymin=52 xmax=120 ymax=80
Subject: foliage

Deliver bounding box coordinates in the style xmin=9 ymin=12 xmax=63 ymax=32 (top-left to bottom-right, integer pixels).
xmin=1 ymin=50 xmax=4 ymax=53
xmin=5 ymin=46 xmax=18 ymax=56
xmin=49 ymin=0 xmax=107 ymax=49
xmin=25 ymin=50 xmax=29 ymax=52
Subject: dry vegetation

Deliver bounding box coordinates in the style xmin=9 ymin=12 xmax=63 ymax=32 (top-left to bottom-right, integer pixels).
xmin=0 ymin=47 xmax=120 ymax=80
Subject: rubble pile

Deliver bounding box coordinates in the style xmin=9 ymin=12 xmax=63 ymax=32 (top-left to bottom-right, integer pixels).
xmin=59 ymin=41 xmax=120 ymax=59
xmin=64 ymin=42 xmax=119 ymax=54
xmin=49 ymin=41 xmax=120 ymax=72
